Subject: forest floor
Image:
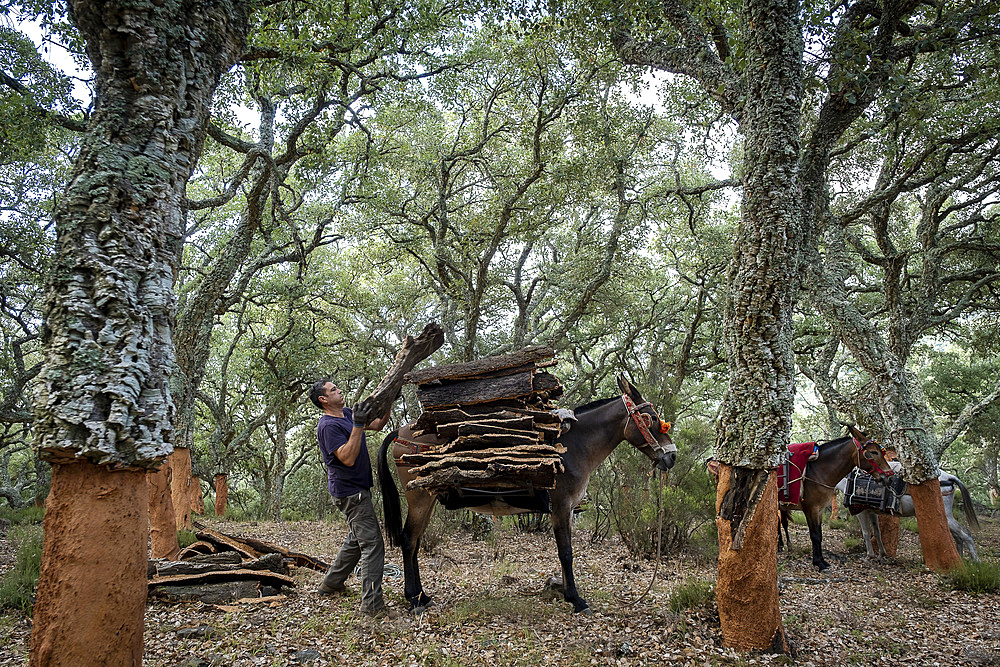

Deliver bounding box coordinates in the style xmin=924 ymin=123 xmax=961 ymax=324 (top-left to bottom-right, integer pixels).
xmin=1 ymin=509 xmax=998 ymax=666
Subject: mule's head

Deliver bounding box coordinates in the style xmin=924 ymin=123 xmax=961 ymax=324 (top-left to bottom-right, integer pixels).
xmin=847 ymin=425 xmax=894 ymax=483
xmin=617 ymin=375 xmax=676 ymax=471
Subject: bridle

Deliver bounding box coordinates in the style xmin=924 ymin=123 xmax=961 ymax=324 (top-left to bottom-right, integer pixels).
xmin=621 ymin=393 xmax=676 ymax=455
xmin=852 ymin=435 xmax=894 ymax=478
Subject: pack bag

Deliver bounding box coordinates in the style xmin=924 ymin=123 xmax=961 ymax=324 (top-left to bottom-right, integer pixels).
xmin=844 ymin=468 xmax=906 ymax=515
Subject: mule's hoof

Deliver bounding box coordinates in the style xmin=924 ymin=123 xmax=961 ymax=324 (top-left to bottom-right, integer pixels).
xmin=575 ymin=606 xmax=593 ymax=615
xmin=412 ymin=600 xmax=434 ymax=612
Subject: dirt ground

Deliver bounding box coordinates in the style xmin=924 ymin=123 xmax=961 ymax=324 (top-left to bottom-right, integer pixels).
xmin=1 ymin=511 xmax=998 ymax=666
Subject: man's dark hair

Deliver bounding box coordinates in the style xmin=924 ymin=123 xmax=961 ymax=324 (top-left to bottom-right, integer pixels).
xmin=309 ymin=379 xmax=331 ymax=409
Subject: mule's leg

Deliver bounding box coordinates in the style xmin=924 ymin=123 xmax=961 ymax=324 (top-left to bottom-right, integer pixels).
xmin=804 ymin=502 xmax=829 ymax=571
xmin=858 ymin=512 xmax=876 ymax=559
xmin=551 ymin=507 xmax=591 ymax=614
xmin=400 ymin=492 xmax=436 ymax=611
xmin=948 ymin=516 xmax=979 ymax=562
xmin=863 ymin=512 xmax=887 ymax=560
xmin=872 ymin=516 xmax=888 ymax=559
xmin=780 ymin=511 xmax=791 ymax=551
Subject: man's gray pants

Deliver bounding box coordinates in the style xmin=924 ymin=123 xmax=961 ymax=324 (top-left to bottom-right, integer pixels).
xmin=322 ymin=489 xmax=386 ymax=613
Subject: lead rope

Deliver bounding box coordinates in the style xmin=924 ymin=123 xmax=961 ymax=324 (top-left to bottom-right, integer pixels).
xmin=631 ymin=468 xmax=667 ymax=606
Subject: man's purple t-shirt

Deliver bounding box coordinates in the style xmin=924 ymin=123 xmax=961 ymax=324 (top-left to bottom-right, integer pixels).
xmin=317 ymin=408 xmax=373 ymax=498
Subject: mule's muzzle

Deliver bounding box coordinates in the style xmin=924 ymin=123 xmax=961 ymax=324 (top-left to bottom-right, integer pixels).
xmin=655 ymin=451 xmax=676 ymax=471
xmin=872 ymin=468 xmax=894 ymax=485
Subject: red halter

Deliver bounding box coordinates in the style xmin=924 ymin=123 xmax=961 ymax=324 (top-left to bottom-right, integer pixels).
xmin=852 ymin=435 xmax=894 ymax=477
xmin=621 ymin=393 xmax=674 ymax=453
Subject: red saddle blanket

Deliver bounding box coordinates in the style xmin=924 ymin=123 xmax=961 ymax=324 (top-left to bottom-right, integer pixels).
xmin=777 ymin=442 xmax=815 ymax=505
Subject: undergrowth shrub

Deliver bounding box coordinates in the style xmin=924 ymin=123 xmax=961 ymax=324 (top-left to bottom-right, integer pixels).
xmin=668 ymin=577 xmax=715 ymax=612
xmin=586 ymin=425 xmax=717 ymax=559
xmin=0 ymin=524 xmax=43 ymax=613
xmin=900 ymin=517 xmax=919 ymax=533
xmin=177 ymin=528 xmax=198 ymax=548
xmin=0 ymin=504 xmax=44 ymax=525
xmin=943 ymin=560 xmax=1000 ymax=594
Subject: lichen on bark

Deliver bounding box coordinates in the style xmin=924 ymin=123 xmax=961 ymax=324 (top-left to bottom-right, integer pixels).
xmin=32 ymin=0 xmax=249 ymax=470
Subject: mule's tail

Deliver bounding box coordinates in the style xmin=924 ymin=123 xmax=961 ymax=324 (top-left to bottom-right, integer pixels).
xmin=953 ymin=477 xmax=981 ymax=532
xmin=377 ymin=430 xmax=404 ymax=548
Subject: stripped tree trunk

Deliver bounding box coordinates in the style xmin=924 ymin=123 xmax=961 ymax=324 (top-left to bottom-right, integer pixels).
xmin=31 ymin=463 xmax=148 ymax=666
xmin=147 ymin=463 xmax=179 ymax=559
xmin=873 ymin=515 xmax=899 ymax=557
xmin=190 ymin=474 xmax=205 ymax=515
xmin=715 ymin=465 xmax=784 ymax=651
xmin=215 ymin=473 xmax=229 ymax=517
xmin=28 ymin=1 xmax=247 ymax=663
xmin=909 ymin=480 xmax=960 ymax=571
xmin=169 ymin=447 xmax=196 ymax=529
xmin=807 ymin=224 xmax=960 ymax=571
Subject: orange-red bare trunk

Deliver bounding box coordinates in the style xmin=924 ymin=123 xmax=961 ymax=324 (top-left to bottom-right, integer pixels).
xmin=30 ymin=461 xmax=147 ymax=667
xmin=715 ymin=465 xmax=788 ymax=652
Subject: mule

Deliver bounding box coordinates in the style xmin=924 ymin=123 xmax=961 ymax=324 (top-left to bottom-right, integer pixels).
xmin=845 ymin=463 xmax=981 ymax=561
xmin=377 ymin=375 xmax=676 ymax=614
xmin=778 ymin=425 xmax=894 ymax=571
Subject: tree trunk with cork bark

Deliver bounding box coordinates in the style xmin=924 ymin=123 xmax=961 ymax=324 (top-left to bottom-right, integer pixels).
xmin=28 ymin=2 xmax=248 ymax=664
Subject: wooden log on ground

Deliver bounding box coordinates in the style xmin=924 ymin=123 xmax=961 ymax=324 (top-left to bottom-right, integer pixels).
xmin=148 ymin=568 xmax=296 ymax=590
xmin=151 ymin=580 xmax=262 ymax=604
xmin=352 ymin=322 xmax=445 ymax=427
xmin=234 ymin=536 xmax=331 ymax=572
xmin=405 ymin=345 xmax=555 ymax=385
xmin=151 ymin=553 xmax=286 ymax=578
xmin=193 ymin=527 xmax=262 ymax=560
xmin=189 ymin=523 xmax=331 ymax=572
xmin=183 ymin=551 xmax=243 ymax=566
xmin=177 ymin=541 xmax=217 ymax=559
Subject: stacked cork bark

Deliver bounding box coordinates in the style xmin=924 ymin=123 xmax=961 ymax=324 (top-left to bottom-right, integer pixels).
xmin=400 ymin=346 xmax=566 ymax=493
xmin=147 ymin=524 xmax=329 ymax=605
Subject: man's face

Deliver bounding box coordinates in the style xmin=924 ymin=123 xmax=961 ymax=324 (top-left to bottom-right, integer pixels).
xmin=320 ymin=382 xmax=345 ymax=409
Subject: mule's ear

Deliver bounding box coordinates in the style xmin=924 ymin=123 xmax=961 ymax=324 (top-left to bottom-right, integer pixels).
xmin=618 ymin=375 xmax=642 ymax=400
xmin=845 ymin=423 xmax=868 ymax=441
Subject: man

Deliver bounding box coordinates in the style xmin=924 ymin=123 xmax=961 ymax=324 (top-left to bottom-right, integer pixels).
xmin=309 ymin=379 xmax=396 ymax=618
